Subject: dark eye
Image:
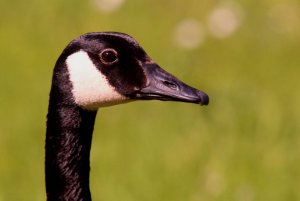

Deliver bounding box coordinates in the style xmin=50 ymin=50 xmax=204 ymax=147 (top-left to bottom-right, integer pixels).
xmin=100 ymin=48 xmax=118 ymax=65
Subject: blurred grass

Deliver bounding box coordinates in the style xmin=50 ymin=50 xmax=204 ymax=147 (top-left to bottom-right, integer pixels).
xmin=0 ymin=0 xmax=300 ymax=200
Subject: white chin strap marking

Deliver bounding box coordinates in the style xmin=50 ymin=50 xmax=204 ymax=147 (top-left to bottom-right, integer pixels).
xmin=66 ymin=50 xmax=127 ymax=110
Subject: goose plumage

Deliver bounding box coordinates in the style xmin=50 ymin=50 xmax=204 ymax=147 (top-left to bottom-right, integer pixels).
xmin=46 ymin=32 xmax=209 ymax=201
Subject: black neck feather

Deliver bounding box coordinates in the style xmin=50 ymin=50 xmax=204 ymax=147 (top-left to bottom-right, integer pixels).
xmin=46 ymin=58 xmax=97 ymax=201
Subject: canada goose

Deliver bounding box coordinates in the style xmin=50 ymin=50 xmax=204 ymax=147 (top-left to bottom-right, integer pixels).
xmin=46 ymin=32 xmax=209 ymax=201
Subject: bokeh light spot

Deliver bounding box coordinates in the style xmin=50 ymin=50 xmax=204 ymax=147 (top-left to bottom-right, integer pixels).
xmin=174 ymin=18 xmax=205 ymax=49
xmin=235 ymin=185 xmax=255 ymax=201
xmin=268 ymin=3 xmax=300 ymax=34
xmin=204 ymin=171 xmax=224 ymax=196
xmin=93 ymin=0 xmax=126 ymax=13
xmin=208 ymin=2 xmax=244 ymax=39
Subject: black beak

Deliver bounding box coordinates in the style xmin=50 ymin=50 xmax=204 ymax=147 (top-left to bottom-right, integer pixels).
xmin=133 ymin=63 xmax=209 ymax=105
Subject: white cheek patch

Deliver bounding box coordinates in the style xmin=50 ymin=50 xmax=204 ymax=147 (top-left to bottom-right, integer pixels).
xmin=66 ymin=50 xmax=128 ymax=110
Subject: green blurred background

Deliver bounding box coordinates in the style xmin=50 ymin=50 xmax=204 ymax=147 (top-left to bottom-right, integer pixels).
xmin=1 ymin=0 xmax=300 ymax=200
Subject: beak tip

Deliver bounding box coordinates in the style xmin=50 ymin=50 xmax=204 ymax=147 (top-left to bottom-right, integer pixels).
xmin=198 ymin=93 xmax=209 ymax=106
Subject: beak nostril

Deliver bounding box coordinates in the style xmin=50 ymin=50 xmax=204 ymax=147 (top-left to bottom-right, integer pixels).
xmin=162 ymin=80 xmax=178 ymax=90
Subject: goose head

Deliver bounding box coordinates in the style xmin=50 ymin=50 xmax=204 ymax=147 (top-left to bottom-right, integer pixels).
xmin=58 ymin=32 xmax=209 ymax=110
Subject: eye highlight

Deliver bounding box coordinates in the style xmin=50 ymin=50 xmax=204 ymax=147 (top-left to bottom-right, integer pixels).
xmin=100 ymin=48 xmax=118 ymax=65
